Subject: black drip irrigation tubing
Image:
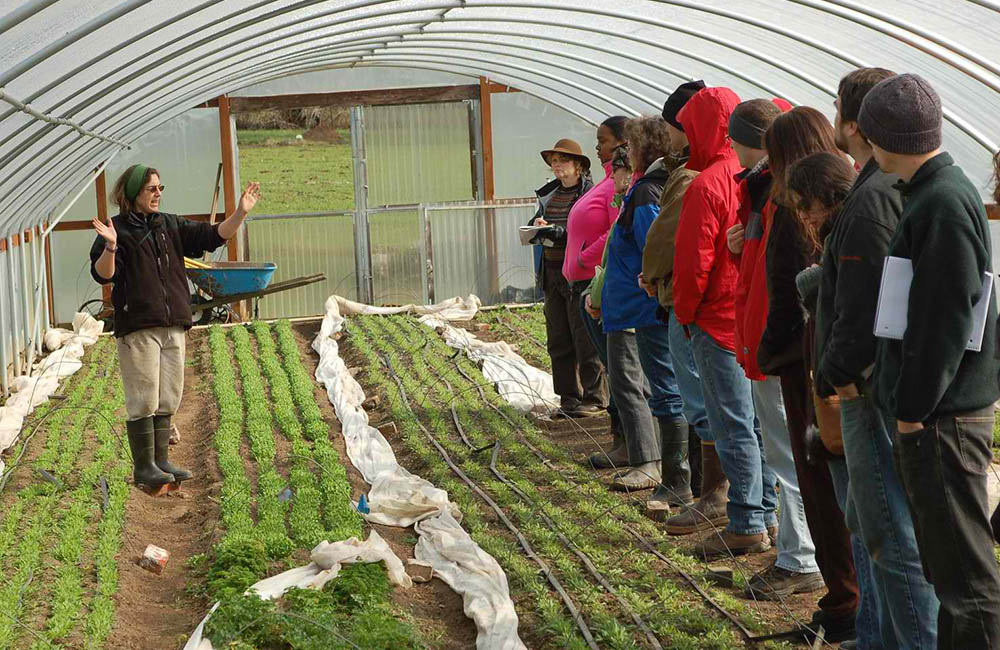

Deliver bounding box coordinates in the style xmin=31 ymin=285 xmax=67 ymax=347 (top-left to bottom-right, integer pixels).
xmin=442 ymin=378 xmax=663 ymax=650
xmin=449 ymin=360 xmax=819 ymax=646
xmin=376 ymin=351 xmax=600 ymax=650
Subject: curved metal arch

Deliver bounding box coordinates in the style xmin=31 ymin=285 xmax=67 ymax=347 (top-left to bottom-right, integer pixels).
xmin=0 ymin=39 xmax=619 ymax=212
xmin=3 ymin=57 xmax=604 ymax=225
xmin=0 ymin=1 xmax=460 ymax=164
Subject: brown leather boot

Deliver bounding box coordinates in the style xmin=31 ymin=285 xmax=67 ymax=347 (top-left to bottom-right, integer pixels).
xmin=691 ymin=530 xmax=771 ymax=559
xmin=664 ymin=441 xmax=729 ymax=535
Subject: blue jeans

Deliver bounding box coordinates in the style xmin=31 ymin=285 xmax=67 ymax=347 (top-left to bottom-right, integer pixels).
xmin=667 ymin=309 xmax=712 ymax=443
xmin=840 ymin=393 xmax=938 ymax=650
xmin=579 ymin=298 xmax=618 ymax=424
xmin=829 ymin=457 xmax=883 ymax=650
xmin=752 ymin=376 xmax=818 ymax=573
xmin=635 ymin=324 xmax=684 ymax=420
xmin=689 ymin=323 xmax=767 ymax=535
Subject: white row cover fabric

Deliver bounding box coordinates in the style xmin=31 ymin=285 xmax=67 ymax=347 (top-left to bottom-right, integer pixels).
xmin=3 ymin=0 xmax=1000 ymax=240
xmin=311 ymin=294 xmax=527 ymax=650
xmin=184 ymin=530 xmax=411 ymax=650
xmin=0 ymin=312 xmax=103 ymax=477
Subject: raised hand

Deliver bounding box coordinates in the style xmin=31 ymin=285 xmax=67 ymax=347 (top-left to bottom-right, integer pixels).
xmin=92 ymin=217 xmax=117 ymax=247
xmin=239 ymin=182 xmax=262 ymax=214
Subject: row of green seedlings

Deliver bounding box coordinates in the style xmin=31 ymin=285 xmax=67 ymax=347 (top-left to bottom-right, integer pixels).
xmin=371 ymin=314 xmax=792 ymax=649
xmin=478 ymin=308 xmax=550 ymax=371
xmin=371 ymin=314 xmax=757 ymax=650
xmin=453 ymin=313 xmax=786 ymax=634
xmin=349 ymin=315 xmax=596 ymax=650
xmin=0 ymin=340 xmax=130 ymax=650
xmin=450 ymin=318 xmax=794 ymax=636
xmin=201 ymin=323 xmax=423 ymax=649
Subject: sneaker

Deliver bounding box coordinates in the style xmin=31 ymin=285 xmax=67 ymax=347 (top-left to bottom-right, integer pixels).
xmin=744 ymin=564 xmax=825 ymax=601
xmin=690 ymin=530 xmax=770 ymax=559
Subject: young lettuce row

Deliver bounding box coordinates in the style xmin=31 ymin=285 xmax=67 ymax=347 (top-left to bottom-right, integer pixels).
xmin=230 ymin=326 xmax=294 ymax=559
xmin=250 ymin=321 xmax=324 ymax=548
xmin=272 ymin=320 xmax=359 ymax=540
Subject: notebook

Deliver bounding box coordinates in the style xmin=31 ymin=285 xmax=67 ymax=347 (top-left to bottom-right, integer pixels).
xmin=874 ymin=256 xmax=994 ymax=352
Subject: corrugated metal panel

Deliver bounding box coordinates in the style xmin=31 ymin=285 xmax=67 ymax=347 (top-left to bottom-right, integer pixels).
xmin=427 ymin=203 xmax=538 ymax=305
xmin=365 ymin=102 xmax=474 ymax=206
xmin=247 ymin=214 xmax=357 ymax=318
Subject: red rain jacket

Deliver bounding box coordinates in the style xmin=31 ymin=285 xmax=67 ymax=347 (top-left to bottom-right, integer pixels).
xmin=672 ymin=87 xmax=743 ymax=352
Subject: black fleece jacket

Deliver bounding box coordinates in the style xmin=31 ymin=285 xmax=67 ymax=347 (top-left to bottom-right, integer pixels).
xmin=758 ymin=205 xmax=811 ymax=375
xmin=90 ymin=212 xmax=226 ymax=337
xmin=815 ymin=159 xmax=901 ymax=397
xmin=872 ymin=153 xmax=999 ymax=423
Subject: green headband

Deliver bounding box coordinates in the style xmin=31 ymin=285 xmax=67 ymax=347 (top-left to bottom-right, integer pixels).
xmin=124 ymin=164 xmax=148 ymax=201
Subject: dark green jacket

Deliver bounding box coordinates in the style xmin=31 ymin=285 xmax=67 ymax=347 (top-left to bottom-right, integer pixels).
xmin=815 ymin=159 xmax=901 ymax=397
xmin=873 ymin=153 xmax=999 ymax=423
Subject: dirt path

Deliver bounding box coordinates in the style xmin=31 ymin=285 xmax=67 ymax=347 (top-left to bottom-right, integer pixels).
xmin=108 ymin=331 xmax=222 ymax=650
xmin=291 ymin=322 xmax=479 ymax=650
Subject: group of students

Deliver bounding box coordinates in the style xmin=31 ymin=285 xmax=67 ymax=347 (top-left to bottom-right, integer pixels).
xmin=529 ymin=68 xmax=1000 ymax=650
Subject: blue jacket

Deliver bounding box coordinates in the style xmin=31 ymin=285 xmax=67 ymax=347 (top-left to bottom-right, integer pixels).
xmin=601 ymin=163 xmax=669 ymax=332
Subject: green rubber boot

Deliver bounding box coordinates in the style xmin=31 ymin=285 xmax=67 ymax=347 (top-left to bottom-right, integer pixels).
xmin=126 ymin=417 xmax=175 ymax=487
xmin=153 ymin=415 xmax=192 ymax=482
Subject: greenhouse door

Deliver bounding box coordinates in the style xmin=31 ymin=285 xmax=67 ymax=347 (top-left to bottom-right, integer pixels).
xmin=350 ymin=100 xmax=482 ymax=305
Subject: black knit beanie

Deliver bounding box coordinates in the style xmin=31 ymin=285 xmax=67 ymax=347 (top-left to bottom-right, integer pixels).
xmin=857 ymin=73 xmax=942 ymax=154
xmin=662 ymin=80 xmax=707 ymax=131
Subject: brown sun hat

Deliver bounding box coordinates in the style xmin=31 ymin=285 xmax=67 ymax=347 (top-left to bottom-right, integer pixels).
xmin=540 ymin=138 xmax=592 ymax=171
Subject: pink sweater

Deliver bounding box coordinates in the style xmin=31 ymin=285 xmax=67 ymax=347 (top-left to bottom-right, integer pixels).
xmin=562 ymin=162 xmax=618 ymax=283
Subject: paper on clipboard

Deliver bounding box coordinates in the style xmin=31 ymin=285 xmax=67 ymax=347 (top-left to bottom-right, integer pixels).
xmin=519 ymin=225 xmax=547 ymax=246
xmin=874 ymin=255 xmax=994 ymax=352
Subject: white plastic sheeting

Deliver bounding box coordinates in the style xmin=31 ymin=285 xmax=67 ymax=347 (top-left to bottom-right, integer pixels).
xmin=311 ymin=294 xmax=527 ymax=650
xmin=0 ymin=312 xmax=103 ymax=476
xmin=183 ymin=530 xmax=412 ymax=650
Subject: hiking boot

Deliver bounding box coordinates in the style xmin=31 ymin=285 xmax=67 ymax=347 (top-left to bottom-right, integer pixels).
xmin=691 ymin=530 xmax=770 ymax=559
xmin=168 ymin=424 xmax=181 ymax=445
xmin=153 ymin=415 xmax=192 ymax=482
xmin=126 ymin=418 xmax=175 ymax=487
xmin=767 ymin=525 xmax=778 ymax=543
xmin=665 ymin=442 xmax=729 ymax=535
xmin=566 ymin=403 xmax=605 ymax=418
xmin=647 ymin=417 xmax=694 ymax=520
xmin=801 ymin=609 xmax=857 ymax=644
xmin=610 ymin=461 xmax=660 ymax=491
xmin=744 ymin=564 xmax=825 ymax=601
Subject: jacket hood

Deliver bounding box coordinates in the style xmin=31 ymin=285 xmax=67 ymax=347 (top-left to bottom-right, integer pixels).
xmin=678 ymin=87 xmax=741 ymax=172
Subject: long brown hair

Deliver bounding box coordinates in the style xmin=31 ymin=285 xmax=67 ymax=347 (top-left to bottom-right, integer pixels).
xmin=787 ymin=152 xmax=857 ymax=253
xmin=625 ymin=116 xmax=671 ymax=173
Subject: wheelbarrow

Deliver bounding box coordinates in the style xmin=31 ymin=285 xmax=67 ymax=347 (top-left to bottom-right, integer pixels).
xmin=186 ymin=261 xmax=325 ymax=323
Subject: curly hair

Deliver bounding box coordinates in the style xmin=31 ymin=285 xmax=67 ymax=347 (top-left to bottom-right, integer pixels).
xmin=625 ymin=116 xmax=671 ymax=173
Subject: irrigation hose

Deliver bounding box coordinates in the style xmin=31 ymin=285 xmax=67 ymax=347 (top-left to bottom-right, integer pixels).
xmin=376 ymin=350 xmax=599 ymax=650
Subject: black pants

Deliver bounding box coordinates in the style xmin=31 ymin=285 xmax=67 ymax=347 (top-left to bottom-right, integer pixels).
xmin=894 ymin=407 xmax=1000 ymax=650
xmin=542 ymin=263 xmax=606 ymax=408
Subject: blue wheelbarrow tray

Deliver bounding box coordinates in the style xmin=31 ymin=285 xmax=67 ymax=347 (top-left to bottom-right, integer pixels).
xmin=186 ymin=261 xmax=277 ymax=297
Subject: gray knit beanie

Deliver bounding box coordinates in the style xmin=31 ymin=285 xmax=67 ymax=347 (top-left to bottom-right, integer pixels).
xmin=857 ymin=73 xmax=942 ymax=154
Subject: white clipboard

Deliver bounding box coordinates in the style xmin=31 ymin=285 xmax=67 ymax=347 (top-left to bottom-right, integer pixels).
xmin=874 ymin=255 xmax=994 ymax=352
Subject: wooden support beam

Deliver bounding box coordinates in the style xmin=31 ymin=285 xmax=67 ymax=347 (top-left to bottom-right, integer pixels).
xmin=217 ymin=94 xmax=244 ymax=318
xmin=51 ymin=213 xmax=215 ymax=232
xmin=479 ymin=77 xmax=499 ymax=299
xmin=228 ymin=85 xmax=480 ymax=112
xmin=95 ymin=170 xmax=111 ymax=305
xmin=486 ymin=82 xmax=520 ymax=94
xmin=988 ymin=203 xmax=1000 ymax=220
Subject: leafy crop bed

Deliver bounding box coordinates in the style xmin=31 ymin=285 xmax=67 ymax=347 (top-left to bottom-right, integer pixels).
xmin=343 ymin=313 xmax=801 ymax=650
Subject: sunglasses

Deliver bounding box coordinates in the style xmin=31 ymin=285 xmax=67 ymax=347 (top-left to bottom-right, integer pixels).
xmin=144 ymin=184 xmax=165 ymax=193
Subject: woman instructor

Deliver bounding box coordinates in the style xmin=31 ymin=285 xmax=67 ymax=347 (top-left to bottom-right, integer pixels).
xmin=90 ymin=164 xmax=260 ymax=489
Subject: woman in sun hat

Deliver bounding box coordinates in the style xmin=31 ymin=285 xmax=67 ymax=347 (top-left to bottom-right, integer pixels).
xmin=90 ymin=163 xmax=260 ymax=490
xmin=529 ymin=138 xmax=604 ymax=417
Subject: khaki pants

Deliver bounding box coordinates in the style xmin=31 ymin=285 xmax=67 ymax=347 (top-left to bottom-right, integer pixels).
xmin=116 ymin=326 xmax=186 ymax=421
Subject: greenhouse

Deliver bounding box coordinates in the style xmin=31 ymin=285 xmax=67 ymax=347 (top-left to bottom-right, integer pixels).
xmin=2 ymin=1 xmax=1000 ymax=649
